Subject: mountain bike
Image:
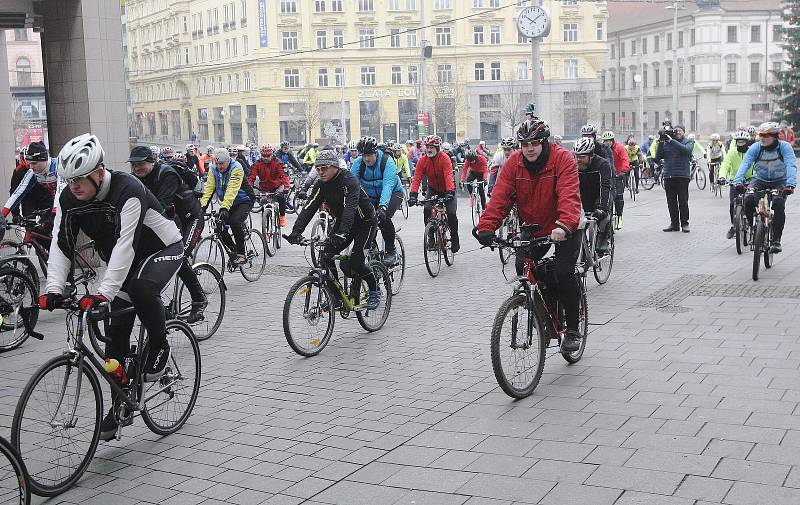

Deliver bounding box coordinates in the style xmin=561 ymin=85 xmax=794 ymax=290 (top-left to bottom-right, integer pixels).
xmin=253 ymin=191 xmax=282 ymax=256
xmin=0 ymin=435 xmax=30 ymax=504
xmin=626 ymin=165 xmax=638 ymax=201
xmin=194 ymin=210 xmax=267 ymax=282
xmin=465 ymin=179 xmax=486 ymax=226
xmin=475 ymin=226 xmax=588 ymax=399
xmin=690 ymin=157 xmax=707 ymax=190
xmin=366 ymin=229 xmax=406 ymax=295
xmin=400 ymin=181 xmax=410 ymax=219
xmin=576 ymin=213 xmax=614 ymax=285
xmin=282 ymin=236 xmax=392 ymax=356
xmin=12 ymin=298 xmax=200 ymax=497
xmin=750 ymin=188 xmax=777 ymax=281
xmin=418 ymin=195 xmax=455 ymax=278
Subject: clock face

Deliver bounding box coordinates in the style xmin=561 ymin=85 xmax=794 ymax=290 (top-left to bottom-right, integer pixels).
xmin=517 ymin=6 xmax=550 ymax=38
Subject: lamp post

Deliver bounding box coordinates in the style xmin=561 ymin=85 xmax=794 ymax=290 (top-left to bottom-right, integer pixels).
xmin=634 ymin=70 xmax=644 ymax=141
xmin=666 ymin=1 xmax=683 ymax=122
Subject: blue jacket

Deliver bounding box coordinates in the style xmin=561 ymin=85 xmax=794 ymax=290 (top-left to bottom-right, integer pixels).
xmin=734 ymin=140 xmax=797 ymax=187
xmin=350 ymin=151 xmax=403 ymax=207
xmin=655 ymin=137 xmax=693 ymax=178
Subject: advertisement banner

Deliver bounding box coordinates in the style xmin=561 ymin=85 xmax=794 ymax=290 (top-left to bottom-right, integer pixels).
xmin=258 ymin=0 xmax=268 ymax=47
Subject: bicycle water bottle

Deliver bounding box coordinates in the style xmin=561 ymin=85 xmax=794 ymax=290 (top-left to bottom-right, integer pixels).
xmin=103 ymin=358 xmax=129 ymax=385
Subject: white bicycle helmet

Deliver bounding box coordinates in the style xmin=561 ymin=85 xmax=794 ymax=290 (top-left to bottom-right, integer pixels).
xmin=499 ymin=137 xmax=516 ymax=149
xmin=732 ymin=130 xmax=750 ymax=141
xmin=57 ymin=133 xmax=104 ymax=179
xmin=710 ymin=133 xmax=720 ymax=141
xmin=573 ymin=137 xmax=595 ymax=155
xmin=186 ymin=144 xmax=196 ymax=151
xmin=757 ymin=122 xmax=780 ymax=135
xmin=581 ymin=124 xmax=598 ymax=135
xmin=347 ymin=140 xmax=358 ymax=151
xmin=149 ymin=145 xmax=160 ymax=157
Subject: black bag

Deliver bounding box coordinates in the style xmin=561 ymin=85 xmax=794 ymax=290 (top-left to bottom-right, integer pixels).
xmin=166 ymin=160 xmax=200 ymax=190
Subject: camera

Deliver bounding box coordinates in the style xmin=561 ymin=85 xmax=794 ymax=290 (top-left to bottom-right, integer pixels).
xmin=659 ymin=127 xmax=674 ymax=142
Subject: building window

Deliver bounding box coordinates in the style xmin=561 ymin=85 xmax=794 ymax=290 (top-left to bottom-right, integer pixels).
xmin=474 ymin=26 xmax=484 ymax=44
xmin=244 ymin=72 xmax=251 ymax=90
xmin=284 ymin=69 xmax=299 ymax=87
xmin=475 ymin=62 xmax=485 ymax=80
xmin=490 ymin=62 xmax=501 ymax=80
xmin=436 ymin=27 xmax=452 ymax=46
xmin=632 ymin=39 xmax=638 ymax=55
xmin=15 ymin=57 xmax=31 ymax=86
xmin=490 ymin=0 xmax=499 ymax=6
xmin=750 ymin=61 xmax=760 ymax=83
xmin=608 ymin=70 xmax=615 ymax=90
xmin=642 ymin=37 xmax=648 ymax=54
xmin=407 ymin=28 xmax=418 ymax=46
xmin=690 ymin=110 xmax=696 ymax=131
xmin=437 ymin=64 xmax=453 ymax=83
xmin=562 ymin=0 xmax=578 ymax=5
xmin=620 ymin=68 xmax=626 ymax=89
xmin=358 ymin=0 xmax=374 ymax=11
xmin=610 ymin=44 xmax=615 ymax=59
xmin=772 ymin=60 xmax=782 ymax=81
xmin=14 ymin=28 xmax=27 ymax=41
xmin=654 ymin=34 xmax=660 ymax=52
xmin=563 ymin=23 xmax=578 ymax=42
xmin=389 ymin=0 xmax=399 ymax=8
xmin=601 ymin=72 xmax=606 ymax=91
xmin=359 ymin=28 xmax=375 ymax=48
xmin=666 ymin=66 xmax=672 ymax=86
xmin=667 ymin=33 xmax=672 ymax=50
xmin=727 ymin=109 xmax=736 ymax=131
xmin=474 ymin=0 xmax=483 ymax=5
xmin=751 ymin=25 xmax=761 ymax=42
xmin=391 ymin=66 xmax=402 ymax=84
xmin=335 ymin=67 xmax=345 ymax=86
xmin=773 ymin=24 xmax=781 ymax=42
xmin=678 ymin=30 xmax=683 ymax=48
xmin=620 ymin=41 xmax=626 ymax=58
xmin=518 ymin=31 xmax=528 ymax=43
xmin=690 ymin=64 xmax=695 ymax=83
xmin=333 ymin=30 xmax=344 ymax=48
xmin=517 ymin=61 xmax=528 ymax=80
xmin=332 ymin=0 xmax=343 ymax=11
xmin=596 ymin=22 xmax=603 ymax=41
xmin=361 ymin=66 xmax=376 ymax=85
xmin=727 ymin=25 xmax=737 ymax=43
xmin=479 ymin=94 xmax=500 ymax=108
xmin=318 ymin=68 xmax=329 ymax=87
xmin=390 ymin=29 xmax=401 ymax=48
xmin=690 ymin=28 xmax=695 ymax=45
xmin=435 ymin=0 xmax=451 ymax=8
xmin=611 ymin=112 xmax=616 ymax=129
xmin=727 ymin=62 xmax=737 ymax=83
xmin=564 ymin=59 xmax=578 ymax=79
xmin=408 ymin=65 xmax=418 ymax=84
xmin=280 ymin=0 xmax=297 ymax=13
xmin=243 ymin=35 xmax=249 ymax=54
xmin=315 ymin=0 xmax=326 ymax=11
xmin=316 ymin=31 xmax=327 ymax=49
xmin=282 ymin=31 xmax=298 ymax=51
xmin=490 ymin=25 xmax=501 ymax=44
xmin=406 ymin=0 xmax=416 ymax=9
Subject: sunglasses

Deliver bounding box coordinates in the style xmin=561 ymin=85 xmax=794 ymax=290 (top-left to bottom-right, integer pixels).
xmin=65 ymin=168 xmax=99 ymax=185
xmin=520 ymin=139 xmax=543 ymax=148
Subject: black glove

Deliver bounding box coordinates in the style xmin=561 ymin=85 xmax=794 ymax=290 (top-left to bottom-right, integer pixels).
xmin=325 ymin=233 xmax=347 ymax=250
xmin=286 ymin=231 xmax=304 ymax=245
xmin=781 ymin=187 xmax=794 ymax=198
xmin=592 ymin=209 xmax=608 ymax=221
xmin=377 ymin=206 xmax=387 ymax=222
xmin=408 ymin=192 xmax=418 ymax=206
xmin=297 ymin=190 xmax=307 ymax=199
xmin=218 ymin=208 xmax=230 ymax=224
xmin=38 ymin=293 xmax=66 ymax=311
xmin=717 ymin=178 xmax=727 ymax=186
xmin=476 ymin=231 xmax=495 ymax=247
xmin=444 ymin=191 xmax=455 ymax=203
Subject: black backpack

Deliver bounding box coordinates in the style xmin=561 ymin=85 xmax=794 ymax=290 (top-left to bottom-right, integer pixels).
xmin=165 ymin=159 xmax=200 ymax=190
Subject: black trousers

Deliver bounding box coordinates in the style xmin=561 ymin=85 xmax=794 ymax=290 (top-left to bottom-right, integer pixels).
xmin=614 ymin=174 xmax=626 ymax=216
xmin=323 ymin=222 xmax=377 ymax=290
xmin=464 ymin=172 xmax=487 ymax=209
xmin=177 ymin=214 xmax=205 ymax=303
xmin=423 ymin=189 xmax=459 ymax=242
xmin=374 ymin=192 xmax=403 ymax=253
xmin=744 ymin=180 xmax=787 ymax=241
xmin=218 ymin=201 xmax=253 ymax=255
xmin=663 ymin=177 xmax=690 ymax=228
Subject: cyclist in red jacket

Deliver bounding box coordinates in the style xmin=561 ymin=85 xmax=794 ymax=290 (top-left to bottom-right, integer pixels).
xmin=248 ymin=144 xmax=291 ymax=227
xmin=461 ymin=149 xmax=488 ymax=209
xmin=409 ymin=135 xmax=460 ymax=252
xmin=475 ymin=118 xmax=583 ymax=353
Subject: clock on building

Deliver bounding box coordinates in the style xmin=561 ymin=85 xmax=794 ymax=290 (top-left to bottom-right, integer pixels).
xmin=517 ymin=6 xmax=551 ymax=39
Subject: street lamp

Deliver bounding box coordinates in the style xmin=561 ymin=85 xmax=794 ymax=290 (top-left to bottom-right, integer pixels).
xmin=665 ymin=1 xmax=684 ymax=122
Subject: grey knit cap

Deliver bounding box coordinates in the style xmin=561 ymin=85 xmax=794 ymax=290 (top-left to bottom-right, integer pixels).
xmin=314 ymin=149 xmax=340 ymax=168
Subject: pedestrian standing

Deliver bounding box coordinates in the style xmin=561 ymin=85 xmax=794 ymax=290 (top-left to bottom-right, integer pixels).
xmin=656 ymin=125 xmax=694 ymax=233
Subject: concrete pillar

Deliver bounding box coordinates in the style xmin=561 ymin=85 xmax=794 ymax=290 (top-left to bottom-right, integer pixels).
xmin=0 ymin=33 xmax=15 ymax=194
xmin=40 ymin=0 xmax=128 ymax=168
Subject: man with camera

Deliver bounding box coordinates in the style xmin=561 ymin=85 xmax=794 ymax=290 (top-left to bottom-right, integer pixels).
xmin=656 ymin=124 xmax=694 ymax=232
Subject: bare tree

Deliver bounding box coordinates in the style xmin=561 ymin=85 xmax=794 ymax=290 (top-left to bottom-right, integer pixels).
xmin=297 ymin=84 xmax=321 ymax=143
xmin=499 ymin=72 xmax=527 ymax=133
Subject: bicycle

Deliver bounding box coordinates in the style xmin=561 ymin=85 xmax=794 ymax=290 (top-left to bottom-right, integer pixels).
xmin=194 ymin=210 xmax=267 ymax=282
xmin=465 ymin=179 xmax=487 ymax=227
xmin=12 ymin=296 xmax=200 ymax=497
xmin=475 ymin=226 xmax=588 ymax=399
xmin=497 ymin=205 xmax=519 ymax=265
xmin=0 ymin=435 xmax=30 ymax=504
xmin=418 ymin=195 xmax=455 ymax=278
xmin=709 ymin=161 xmax=723 ymax=197
xmin=0 ymin=266 xmax=40 ymax=352
xmin=626 ymin=164 xmax=638 ymax=201
xmin=750 ymin=188 xmax=777 ymax=281
xmin=731 ymin=185 xmax=749 ymax=255
xmin=690 ymin=157 xmax=707 ymax=190
xmin=253 ymin=191 xmax=282 ymax=257
xmin=576 ymin=213 xmax=614 ymax=285
xmin=309 ymin=206 xmax=336 ymax=267
xmin=282 ymin=236 xmax=392 ymax=356
xmin=400 ymin=181 xmax=410 ymax=220
xmin=639 ymin=160 xmax=659 ymax=190
xmin=366 ymin=228 xmax=406 ymax=296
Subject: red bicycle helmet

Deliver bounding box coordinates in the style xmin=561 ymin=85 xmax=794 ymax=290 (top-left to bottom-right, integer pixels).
xmin=423 ymin=135 xmax=441 ymax=147
xmin=260 ymin=144 xmax=274 ymax=157
xmin=516 ymin=118 xmax=550 ymax=143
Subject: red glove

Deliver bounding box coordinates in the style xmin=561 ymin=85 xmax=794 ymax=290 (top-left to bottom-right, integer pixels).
xmin=78 ymin=293 xmax=109 ymax=311
xmin=735 ymin=183 xmax=746 ymax=193
xmin=780 ymin=187 xmax=794 ymax=198
xmin=38 ymin=293 xmax=65 ymax=311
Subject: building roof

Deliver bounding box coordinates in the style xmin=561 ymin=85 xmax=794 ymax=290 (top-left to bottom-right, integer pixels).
xmin=608 ymin=0 xmax=783 ymax=34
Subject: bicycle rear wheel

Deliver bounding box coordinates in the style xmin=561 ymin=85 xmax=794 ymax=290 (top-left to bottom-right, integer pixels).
xmin=176 ymin=263 xmax=226 ymax=341
xmin=356 ymin=262 xmax=392 ymax=332
xmin=12 ymin=355 xmax=102 ymax=497
xmin=263 ymin=209 xmax=276 ymax=257
xmin=423 ymin=222 xmax=441 ymax=278
xmin=389 ymin=236 xmax=405 ymax=295
xmin=401 ymin=189 xmax=409 ymax=219
xmin=283 ymin=276 xmax=335 ymax=356
xmin=194 ymin=236 xmax=226 ymax=276
xmin=442 ymin=224 xmax=455 ymax=266
xmin=141 ymin=321 xmax=201 ymax=436
xmin=592 ymin=227 xmax=614 ymax=285
xmin=0 ymin=436 xmax=30 ymax=505
xmin=240 ymin=229 xmax=268 ymax=282
xmin=562 ymin=282 xmax=588 ymax=363
xmin=764 ymin=219 xmax=774 ymax=269
xmin=695 ymin=168 xmax=707 ymax=190
xmin=752 ymin=220 xmax=764 ymax=281
xmin=0 ymin=268 xmax=38 ymax=353
xmin=734 ymin=206 xmax=744 ymax=255
xmin=74 ymin=243 xmax=101 ymax=294
xmin=490 ymin=294 xmax=546 ymax=399
xmin=640 ymin=168 xmax=656 ymax=190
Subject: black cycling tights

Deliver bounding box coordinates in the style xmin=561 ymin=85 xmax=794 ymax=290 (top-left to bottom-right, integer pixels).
xmin=218 ymin=201 xmax=253 ymax=255
xmin=322 ymin=223 xmax=377 ymax=291
xmin=178 ymin=215 xmax=205 ymax=303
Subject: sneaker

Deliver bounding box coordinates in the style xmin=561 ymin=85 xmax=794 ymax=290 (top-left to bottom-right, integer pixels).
xmin=726 ymin=227 xmax=735 ymax=239
xmin=186 ymin=298 xmax=208 ymax=324
xmin=382 ymin=250 xmax=397 ymax=266
xmin=367 ymin=290 xmax=381 ymax=310
xmin=682 ymin=225 xmax=690 ymax=233
xmin=99 ymin=409 xmax=119 ymax=442
xmin=279 ymin=215 xmax=287 ymax=228
xmin=231 ymin=253 xmax=246 ymax=266
xmin=662 ymin=226 xmax=679 ymax=232
xmin=144 ymin=344 xmax=171 ymax=382
xmin=771 ymin=241 xmax=782 ymax=253
xmin=561 ymin=329 xmax=582 ymax=353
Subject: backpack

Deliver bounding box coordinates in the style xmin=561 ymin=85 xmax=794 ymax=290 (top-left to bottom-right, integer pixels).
xmin=359 ymin=151 xmax=390 ymax=181
xmin=165 ymin=159 xmax=200 ymax=191
xmin=156 ymin=163 xmax=202 ymax=220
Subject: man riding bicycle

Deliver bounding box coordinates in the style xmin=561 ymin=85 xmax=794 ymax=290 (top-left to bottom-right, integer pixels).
xmin=248 ymin=144 xmax=291 ymax=228
xmin=350 ymin=136 xmax=404 ymax=265
xmin=488 ymin=137 xmax=516 ymax=197
xmin=277 ymin=141 xmax=303 ymax=172
xmin=40 ymin=133 xmax=185 ymax=441
xmin=601 ymin=131 xmax=630 ymax=230
xmin=718 ymin=130 xmax=754 ymax=239
xmin=461 ymin=149 xmax=488 ymax=210
xmin=734 ymin=122 xmax=797 ymax=253
xmin=476 ymin=118 xmax=583 ymax=352
xmin=574 ymin=137 xmax=613 ymax=254
xmin=286 ymin=149 xmax=382 ymax=310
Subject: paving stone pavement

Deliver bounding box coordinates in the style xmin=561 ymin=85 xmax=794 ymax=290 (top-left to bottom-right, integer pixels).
xmin=2 ymin=182 xmax=800 ymax=505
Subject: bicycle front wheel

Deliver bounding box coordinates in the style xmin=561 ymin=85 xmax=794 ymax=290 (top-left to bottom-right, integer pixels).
xmin=240 ymin=229 xmax=268 ymax=282
xmin=734 ymin=206 xmax=744 ymax=255
xmin=562 ymin=282 xmax=588 ymax=363
xmin=423 ymin=222 xmax=442 ymax=277
xmin=753 ymin=220 xmax=764 ymax=281
xmin=283 ymin=276 xmax=335 ymax=356
xmin=490 ymin=294 xmax=546 ymax=399
xmin=593 ymin=227 xmax=614 ymax=285
xmin=764 ymin=219 xmax=774 ymax=269
xmin=176 ymin=263 xmax=226 ymax=341
xmin=12 ymin=355 xmax=102 ymax=497
xmin=194 ymin=236 xmax=226 ymax=276
xmin=0 ymin=436 xmax=30 ymax=505
xmin=401 ymin=189 xmax=409 ymax=219
xmin=389 ymin=236 xmax=405 ymax=295
xmin=356 ymin=262 xmax=392 ymax=332
xmin=695 ymin=168 xmax=707 ymax=190
xmin=263 ymin=209 xmax=276 ymax=257
xmin=442 ymin=224 xmax=455 ymax=266
xmin=0 ymin=268 xmax=38 ymax=353
xmin=310 ymin=219 xmax=328 ymax=267
xmin=142 ymin=321 xmax=201 ymax=436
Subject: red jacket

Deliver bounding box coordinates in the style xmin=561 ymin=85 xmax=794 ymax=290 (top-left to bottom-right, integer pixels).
xmin=610 ymin=142 xmax=630 ymax=176
xmin=411 ymin=151 xmax=455 ymax=194
xmin=461 ymin=156 xmax=488 ymax=182
xmin=248 ymin=158 xmax=290 ymax=192
xmin=478 ymin=143 xmax=582 ymax=238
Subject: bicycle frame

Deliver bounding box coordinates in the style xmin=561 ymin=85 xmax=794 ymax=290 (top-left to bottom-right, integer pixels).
xmin=576 ymin=216 xmax=599 ymax=275
xmin=303 ymin=240 xmax=366 ymax=313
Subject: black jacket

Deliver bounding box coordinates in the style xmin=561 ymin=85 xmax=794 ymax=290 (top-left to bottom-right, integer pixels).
xmin=579 ymin=155 xmax=613 ymax=212
xmin=136 ymin=162 xmax=202 ymax=224
xmin=595 ymin=142 xmax=616 ymax=174
xmin=293 ymin=168 xmax=376 ymax=237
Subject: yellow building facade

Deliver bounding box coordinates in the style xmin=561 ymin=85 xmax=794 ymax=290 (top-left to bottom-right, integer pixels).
xmin=127 ymin=0 xmax=608 ymax=147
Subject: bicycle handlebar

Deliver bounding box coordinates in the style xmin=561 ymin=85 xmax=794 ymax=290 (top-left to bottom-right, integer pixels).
xmin=471 ymin=226 xmax=552 ymax=250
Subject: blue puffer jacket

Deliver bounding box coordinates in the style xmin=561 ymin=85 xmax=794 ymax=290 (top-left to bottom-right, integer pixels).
xmin=655 ymin=137 xmax=694 ymax=178
xmin=350 ymin=151 xmax=403 ymax=207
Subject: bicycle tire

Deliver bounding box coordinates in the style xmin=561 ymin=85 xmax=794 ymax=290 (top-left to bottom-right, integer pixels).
xmin=592 ymin=226 xmax=614 ymax=285
xmin=423 ymin=221 xmax=441 ymax=278
xmin=263 ymin=209 xmax=276 ymax=257
xmin=194 ymin=236 xmax=226 ymax=276
xmin=764 ymin=218 xmax=774 ymax=269
xmin=753 ymin=220 xmax=764 ymax=281
xmin=499 ymin=219 xmax=514 ymax=265
xmin=356 ymin=262 xmax=392 ymax=332
xmin=0 ymin=436 xmax=30 ymax=505
xmin=74 ymin=242 xmax=101 ymax=294
xmin=734 ymin=206 xmax=743 ymax=255
xmin=562 ymin=282 xmax=588 ymax=363
xmin=0 ymin=268 xmax=38 ymax=353
xmin=310 ymin=219 xmax=328 ymax=268
xmin=695 ymin=168 xmax=707 ymax=190
xmin=401 ymin=190 xmax=409 ymax=219
xmin=0 ymin=242 xmax=39 ymax=292
xmin=442 ymin=224 xmax=455 ymax=267
xmin=389 ymin=236 xmax=405 ymax=295
xmin=640 ymin=172 xmax=656 ymax=190
xmin=12 ymin=355 xmax=102 ymax=497
xmin=240 ymin=228 xmax=268 ymax=282
xmin=283 ymin=276 xmax=335 ymax=357
xmin=490 ymin=294 xmax=546 ymax=399
xmin=176 ymin=263 xmax=226 ymax=341
xmin=274 ymin=209 xmax=282 ymax=250
xmin=141 ymin=320 xmax=201 ymax=436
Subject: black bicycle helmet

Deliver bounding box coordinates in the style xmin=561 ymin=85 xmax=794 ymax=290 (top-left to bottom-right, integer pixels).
xmin=357 ymin=136 xmax=378 ymax=154
xmin=516 ymin=118 xmax=551 ymax=143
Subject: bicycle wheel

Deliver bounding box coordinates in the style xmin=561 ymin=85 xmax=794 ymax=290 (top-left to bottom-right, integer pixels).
xmin=0 ymin=268 xmax=38 ymax=353
xmin=423 ymin=222 xmax=442 ymax=277
xmin=695 ymin=168 xmax=707 ymax=190
xmin=0 ymin=436 xmax=30 ymax=505
xmin=562 ymin=282 xmax=588 ymax=363
xmin=752 ymin=220 xmax=764 ymax=281
xmin=640 ymin=167 xmax=656 ymax=190
xmin=283 ymin=276 xmax=335 ymax=357
xmin=764 ymin=219 xmax=774 ymax=269
xmin=471 ymin=198 xmax=480 ymax=227
xmin=388 ymin=236 xmax=405 ymax=295
xmin=194 ymin=236 xmax=226 ymax=275
xmin=141 ymin=321 xmax=201 ymax=436
xmin=499 ymin=220 xmax=514 ymax=265
xmin=0 ymin=243 xmax=39 ymax=292
xmin=240 ymin=228 xmax=268 ymax=282
xmin=442 ymin=224 xmax=455 ymax=266
xmin=12 ymin=355 xmax=102 ymax=497
xmin=176 ymin=263 xmax=226 ymax=341
xmin=401 ymin=189 xmax=409 ymax=219
xmin=490 ymin=294 xmax=546 ymax=399
xmin=273 ymin=210 xmax=282 ymax=250
xmin=592 ymin=227 xmax=614 ymax=285
xmin=74 ymin=243 xmax=101 ymax=294
xmin=262 ymin=209 xmax=276 ymax=257
xmin=734 ymin=205 xmax=744 ymax=255
xmin=356 ymin=262 xmax=392 ymax=332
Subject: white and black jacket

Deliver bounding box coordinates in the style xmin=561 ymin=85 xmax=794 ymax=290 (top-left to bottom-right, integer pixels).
xmin=46 ymin=169 xmax=182 ymax=300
